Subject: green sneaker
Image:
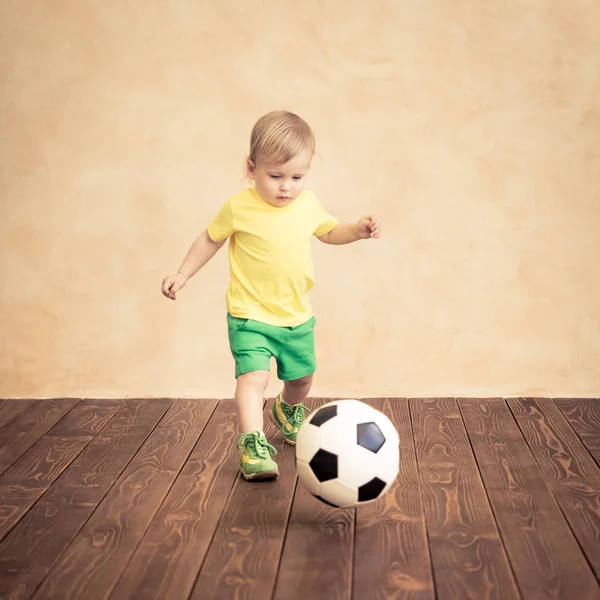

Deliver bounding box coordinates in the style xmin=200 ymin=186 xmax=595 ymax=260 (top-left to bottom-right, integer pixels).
xmin=237 ymin=431 xmax=279 ymax=481
xmin=270 ymin=394 xmax=311 ymax=445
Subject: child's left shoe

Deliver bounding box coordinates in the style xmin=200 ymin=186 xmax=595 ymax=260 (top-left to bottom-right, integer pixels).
xmin=270 ymin=393 xmax=311 ymax=445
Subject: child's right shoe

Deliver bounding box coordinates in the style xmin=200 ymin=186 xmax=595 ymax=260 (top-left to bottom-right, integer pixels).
xmin=236 ymin=431 xmax=279 ymax=481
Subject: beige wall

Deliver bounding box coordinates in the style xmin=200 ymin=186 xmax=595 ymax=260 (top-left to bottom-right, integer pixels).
xmin=1 ymin=1 xmax=599 ymax=399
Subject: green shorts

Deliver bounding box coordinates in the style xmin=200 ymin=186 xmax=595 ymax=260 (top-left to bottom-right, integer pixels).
xmin=227 ymin=313 xmax=316 ymax=380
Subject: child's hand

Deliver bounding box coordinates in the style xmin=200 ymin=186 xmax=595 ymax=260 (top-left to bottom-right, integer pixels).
xmin=357 ymin=215 xmax=381 ymax=239
xmin=161 ymin=273 xmax=188 ymax=300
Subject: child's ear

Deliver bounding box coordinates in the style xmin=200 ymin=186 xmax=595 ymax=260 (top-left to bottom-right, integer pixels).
xmin=246 ymin=157 xmax=255 ymax=180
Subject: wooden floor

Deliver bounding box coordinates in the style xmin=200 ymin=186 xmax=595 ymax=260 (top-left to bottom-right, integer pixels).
xmin=0 ymin=398 xmax=598 ymax=600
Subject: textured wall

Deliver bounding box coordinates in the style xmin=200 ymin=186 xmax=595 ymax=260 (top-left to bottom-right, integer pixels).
xmin=1 ymin=1 xmax=599 ymax=398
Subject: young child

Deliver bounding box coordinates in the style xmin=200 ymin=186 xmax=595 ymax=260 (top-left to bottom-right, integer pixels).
xmin=161 ymin=111 xmax=380 ymax=481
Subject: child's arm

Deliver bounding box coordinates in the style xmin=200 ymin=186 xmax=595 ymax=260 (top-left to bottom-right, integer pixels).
xmin=317 ymin=215 xmax=381 ymax=245
xmin=161 ymin=229 xmax=225 ymax=300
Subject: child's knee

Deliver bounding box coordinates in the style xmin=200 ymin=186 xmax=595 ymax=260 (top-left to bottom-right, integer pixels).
xmin=237 ymin=369 xmax=270 ymax=390
xmin=286 ymin=374 xmax=313 ymax=387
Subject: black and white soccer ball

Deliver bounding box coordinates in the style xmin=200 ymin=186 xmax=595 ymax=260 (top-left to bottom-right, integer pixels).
xmin=295 ymin=400 xmax=399 ymax=508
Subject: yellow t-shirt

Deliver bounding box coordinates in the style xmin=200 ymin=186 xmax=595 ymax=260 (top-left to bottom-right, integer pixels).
xmin=207 ymin=187 xmax=338 ymax=326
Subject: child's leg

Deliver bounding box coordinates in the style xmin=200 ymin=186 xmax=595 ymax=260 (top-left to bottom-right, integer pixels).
xmin=235 ymin=369 xmax=278 ymax=481
xmin=282 ymin=374 xmax=313 ymax=405
xmin=235 ymin=370 xmax=270 ymax=433
xmin=271 ymin=374 xmax=313 ymax=445
xmin=270 ymin=317 xmax=316 ymax=444
xmin=227 ymin=315 xmax=279 ymax=480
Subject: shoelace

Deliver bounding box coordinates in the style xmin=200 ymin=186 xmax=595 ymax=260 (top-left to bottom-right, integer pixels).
xmin=283 ymin=403 xmax=311 ymax=428
xmin=237 ymin=432 xmax=277 ymax=459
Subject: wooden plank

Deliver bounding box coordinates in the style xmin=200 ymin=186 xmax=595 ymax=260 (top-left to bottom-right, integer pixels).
xmin=274 ymin=485 xmax=354 ymax=600
xmin=45 ymin=399 xmax=124 ymax=437
xmin=192 ymin=398 xmax=300 ymax=600
xmin=460 ymin=399 xmax=600 ymax=599
xmin=0 ymin=400 xmax=36 ymax=430
xmin=0 ymin=399 xmax=171 ymax=600
xmin=31 ymin=399 xmax=217 ymax=600
xmin=354 ymin=398 xmax=434 ymax=600
xmin=410 ymin=398 xmax=519 ymax=600
xmin=0 ymin=399 xmax=80 ymax=475
xmin=507 ymin=398 xmax=600 ymax=580
xmin=109 ymin=400 xmax=240 ymax=600
xmin=272 ymin=399 xmax=355 ymax=600
xmin=555 ymin=398 xmax=600 ymax=465
xmin=0 ymin=400 xmax=122 ymax=542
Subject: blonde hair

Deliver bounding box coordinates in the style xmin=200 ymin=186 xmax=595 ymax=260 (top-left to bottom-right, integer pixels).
xmin=248 ymin=111 xmax=315 ymax=167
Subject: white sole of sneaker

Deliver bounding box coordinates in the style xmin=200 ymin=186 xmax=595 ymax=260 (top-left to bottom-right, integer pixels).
xmin=241 ymin=469 xmax=279 ymax=481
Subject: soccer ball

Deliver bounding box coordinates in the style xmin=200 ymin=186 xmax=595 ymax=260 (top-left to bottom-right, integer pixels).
xmin=295 ymin=400 xmax=399 ymax=508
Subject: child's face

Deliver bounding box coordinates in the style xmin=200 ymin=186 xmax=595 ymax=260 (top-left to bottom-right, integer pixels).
xmin=248 ymin=149 xmax=312 ymax=208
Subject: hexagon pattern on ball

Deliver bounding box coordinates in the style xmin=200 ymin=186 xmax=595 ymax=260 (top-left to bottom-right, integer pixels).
xmin=319 ymin=478 xmax=357 ymax=508
xmin=295 ymin=400 xmax=400 ymax=508
xmin=315 ymin=415 xmax=356 ymax=455
xmin=337 ymin=444 xmax=380 ymax=489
